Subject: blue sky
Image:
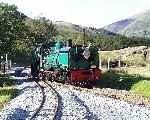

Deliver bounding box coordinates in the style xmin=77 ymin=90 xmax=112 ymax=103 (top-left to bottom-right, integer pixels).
xmin=1 ymin=0 xmax=150 ymax=28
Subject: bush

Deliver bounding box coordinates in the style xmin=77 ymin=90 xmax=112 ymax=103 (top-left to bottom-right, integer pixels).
xmin=97 ymin=70 xmax=143 ymax=90
xmin=0 ymin=74 xmax=16 ymax=86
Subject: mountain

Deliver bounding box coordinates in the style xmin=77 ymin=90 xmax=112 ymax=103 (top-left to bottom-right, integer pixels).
xmin=55 ymin=21 xmax=82 ymax=32
xmin=103 ymin=19 xmax=134 ymax=33
xmin=103 ymin=10 xmax=150 ymax=37
xmin=55 ymin=21 xmax=118 ymax=37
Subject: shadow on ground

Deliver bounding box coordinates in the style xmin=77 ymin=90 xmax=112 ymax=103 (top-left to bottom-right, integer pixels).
xmin=72 ymin=93 xmax=99 ymax=119
xmin=6 ymin=108 xmax=30 ymax=120
xmin=96 ymin=70 xmax=150 ymax=91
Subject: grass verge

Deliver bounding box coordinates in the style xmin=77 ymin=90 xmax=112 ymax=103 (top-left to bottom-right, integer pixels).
xmin=97 ymin=70 xmax=150 ymax=99
xmin=0 ymin=86 xmax=19 ymax=110
xmin=0 ymin=74 xmax=18 ymax=110
xmin=131 ymin=80 xmax=150 ymax=98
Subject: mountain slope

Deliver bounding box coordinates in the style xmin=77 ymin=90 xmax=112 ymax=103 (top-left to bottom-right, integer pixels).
xmin=103 ymin=10 xmax=150 ymax=37
xmin=55 ymin=21 xmax=118 ymax=37
xmin=103 ymin=19 xmax=135 ymax=33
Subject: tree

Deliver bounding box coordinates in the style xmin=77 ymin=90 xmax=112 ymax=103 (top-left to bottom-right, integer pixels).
xmin=26 ymin=17 xmax=57 ymax=44
xmin=0 ymin=3 xmax=27 ymax=56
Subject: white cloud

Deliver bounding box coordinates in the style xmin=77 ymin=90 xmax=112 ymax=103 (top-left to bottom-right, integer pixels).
xmin=1 ymin=0 xmax=150 ymax=27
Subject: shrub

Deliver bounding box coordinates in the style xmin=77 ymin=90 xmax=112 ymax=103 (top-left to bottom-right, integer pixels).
xmin=97 ymin=70 xmax=142 ymax=90
xmin=0 ymin=74 xmax=16 ymax=86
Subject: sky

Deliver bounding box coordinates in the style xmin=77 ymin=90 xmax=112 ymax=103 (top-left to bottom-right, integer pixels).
xmin=1 ymin=0 xmax=150 ymax=28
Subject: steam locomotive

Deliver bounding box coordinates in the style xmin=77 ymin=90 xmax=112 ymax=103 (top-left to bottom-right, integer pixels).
xmin=31 ymin=38 xmax=101 ymax=87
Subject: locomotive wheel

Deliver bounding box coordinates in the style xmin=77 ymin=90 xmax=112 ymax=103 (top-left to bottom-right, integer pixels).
xmin=48 ymin=77 xmax=52 ymax=82
xmin=65 ymin=77 xmax=71 ymax=85
xmin=83 ymin=81 xmax=93 ymax=89
xmin=38 ymin=73 xmax=43 ymax=80
xmin=79 ymin=82 xmax=83 ymax=87
xmin=80 ymin=81 xmax=85 ymax=87
xmin=87 ymin=81 xmax=93 ymax=89
xmin=44 ymin=76 xmax=48 ymax=81
xmin=51 ymin=76 xmax=55 ymax=82
xmin=92 ymin=81 xmax=97 ymax=87
xmin=61 ymin=80 xmax=65 ymax=84
xmin=74 ymin=82 xmax=78 ymax=87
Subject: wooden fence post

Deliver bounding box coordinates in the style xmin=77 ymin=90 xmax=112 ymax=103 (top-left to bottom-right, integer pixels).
xmin=108 ymin=58 xmax=110 ymax=70
xmin=118 ymin=60 xmax=121 ymax=68
xmin=99 ymin=59 xmax=102 ymax=69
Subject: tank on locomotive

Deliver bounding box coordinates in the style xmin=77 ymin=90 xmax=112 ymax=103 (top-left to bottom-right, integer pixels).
xmin=31 ymin=39 xmax=101 ymax=86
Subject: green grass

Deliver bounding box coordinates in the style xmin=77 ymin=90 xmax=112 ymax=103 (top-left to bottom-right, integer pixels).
xmin=0 ymin=74 xmax=18 ymax=110
xmin=131 ymin=80 xmax=150 ymax=98
xmin=0 ymin=74 xmax=16 ymax=86
xmin=98 ymin=48 xmax=150 ymax=99
xmin=0 ymin=87 xmax=19 ymax=110
xmin=97 ymin=69 xmax=150 ymax=99
xmin=97 ymin=70 xmax=142 ymax=90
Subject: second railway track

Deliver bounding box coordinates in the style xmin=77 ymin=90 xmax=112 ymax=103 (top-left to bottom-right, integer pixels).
xmin=30 ymin=80 xmax=60 ymax=120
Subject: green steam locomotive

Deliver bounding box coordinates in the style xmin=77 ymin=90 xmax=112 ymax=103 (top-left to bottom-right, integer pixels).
xmin=31 ymin=37 xmax=101 ymax=87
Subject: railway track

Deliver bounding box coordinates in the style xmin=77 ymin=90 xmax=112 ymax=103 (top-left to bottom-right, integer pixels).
xmin=1 ymin=80 xmax=150 ymax=120
xmin=30 ymin=80 xmax=60 ymax=120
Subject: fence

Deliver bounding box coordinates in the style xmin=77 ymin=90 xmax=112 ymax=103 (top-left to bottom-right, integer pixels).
xmin=100 ymin=59 xmax=150 ymax=77
xmin=0 ymin=60 xmax=11 ymax=73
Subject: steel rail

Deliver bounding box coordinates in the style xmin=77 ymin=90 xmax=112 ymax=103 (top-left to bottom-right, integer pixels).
xmin=30 ymin=81 xmax=46 ymax=120
xmin=43 ymin=81 xmax=62 ymax=120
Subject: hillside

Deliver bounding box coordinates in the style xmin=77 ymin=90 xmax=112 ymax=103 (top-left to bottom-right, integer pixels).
xmin=103 ymin=10 xmax=150 ymax=37
xmin=55 ymin=21 xmax=117 ymax=37
xmin=103 ymin=19 xmax=135 ymax=33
